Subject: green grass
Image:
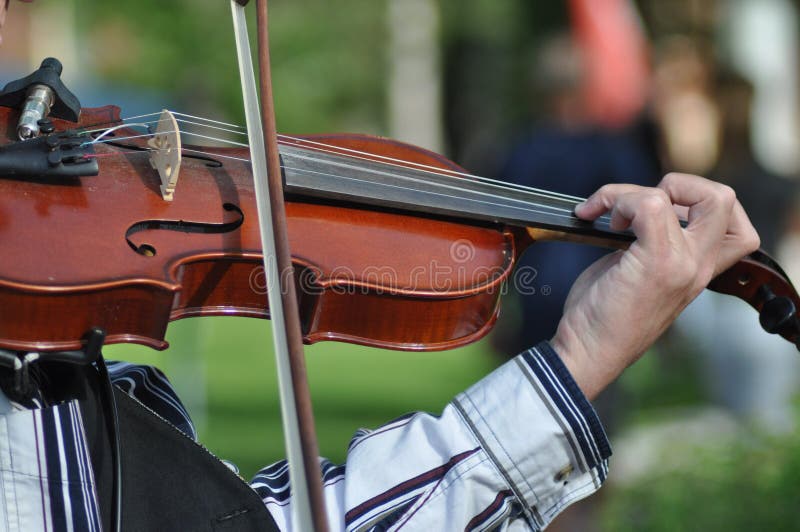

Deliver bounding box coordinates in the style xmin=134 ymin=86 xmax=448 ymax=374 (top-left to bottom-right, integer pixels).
xmin=600 ymin=424 xmax=800 ymax=532
xmin=104 ymin=316 xmax=500 ymax=479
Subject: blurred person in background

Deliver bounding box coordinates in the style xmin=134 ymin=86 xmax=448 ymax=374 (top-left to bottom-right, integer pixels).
xmin=492 ymin=33 xmax=661 ymax=360
xmin=0 ymin=0 xmax=31 ymax=45
xmin=656 ymin=37 xmax=800 ymax=433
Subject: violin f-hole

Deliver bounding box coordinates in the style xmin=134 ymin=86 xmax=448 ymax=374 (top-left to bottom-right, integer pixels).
xmin=125 ymin=202 xmax=244 ymax=256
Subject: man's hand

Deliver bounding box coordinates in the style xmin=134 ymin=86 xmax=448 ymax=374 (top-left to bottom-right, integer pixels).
xmin=0 ymin=0 xmax=34 ymax=45
xmin=551 ymin=173 xmax=760 ymax=400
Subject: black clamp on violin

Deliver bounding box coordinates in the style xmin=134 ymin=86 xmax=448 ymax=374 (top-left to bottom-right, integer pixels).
xmin=0 ymin=57 xmax=97 ymax=179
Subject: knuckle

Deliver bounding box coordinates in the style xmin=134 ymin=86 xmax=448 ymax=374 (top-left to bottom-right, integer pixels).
xmin=715 ymin=184 xmax=737 ymax=209
xmin=593 ymin=184 xmax=615 ymax=201
xmin=660 ymin=171 xmax=697 ymax=187
xmin=638 ymin=191 xmax=671 ymax=216
xmin=745 ymin=231 xmax=761 ymax=253
xmin=659 ymin=172 xmax=678 ymax=188
xmin=651 ymin=187 xmax=671 ymax=201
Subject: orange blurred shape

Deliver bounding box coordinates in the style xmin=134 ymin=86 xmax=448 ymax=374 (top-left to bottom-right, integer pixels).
xmin=569 ymin=0 xmax=650 ymax=128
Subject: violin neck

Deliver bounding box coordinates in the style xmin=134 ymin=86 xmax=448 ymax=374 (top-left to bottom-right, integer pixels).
xmin=279 ymin=143 xmax=634 ymax=248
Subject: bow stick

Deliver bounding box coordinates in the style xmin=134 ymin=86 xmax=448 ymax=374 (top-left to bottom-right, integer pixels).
xmin=230 ymin=1 xmax=330 ymax=530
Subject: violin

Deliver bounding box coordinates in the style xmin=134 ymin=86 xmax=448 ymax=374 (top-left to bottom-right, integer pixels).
xmin=0 ymin=13 xmax=798 ymax=530
xmin=0 ymin=101 xmax=799 ymax=354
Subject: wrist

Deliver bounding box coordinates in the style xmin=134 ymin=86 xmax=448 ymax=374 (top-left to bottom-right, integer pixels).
xmin=550 ymin=322 xmax=608 ymax=401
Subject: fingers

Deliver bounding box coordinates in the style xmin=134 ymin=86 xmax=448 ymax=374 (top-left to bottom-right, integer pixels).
xmin=576 ymin=184 xmax=683 ymax=250
xmin=576 ymin=173 xmax=760 ymax=283
xmin=658 ymin=172 xmax=734 ymax=249
xmin=715 ymin=200 xmax=760 ymax=274
xmin=574 ymin=184 xmax=644 ymax=221
xmin=658 ymin=172 xmax=759 ymax=274
xmin=556 ymin=174 xmax=761 ymax=400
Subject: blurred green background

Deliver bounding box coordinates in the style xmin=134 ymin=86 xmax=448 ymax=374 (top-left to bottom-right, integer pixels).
xmin=3 ymin=1 xmax=800 ymax=530
xmin=106 ymin=318 xmax=499 ymax=477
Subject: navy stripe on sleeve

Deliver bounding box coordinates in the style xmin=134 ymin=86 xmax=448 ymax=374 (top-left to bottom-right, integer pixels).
xmin=41 ymin=408 xmax=67 ymax=532
xmin=522 ymin=343 xmax=611 ymax=472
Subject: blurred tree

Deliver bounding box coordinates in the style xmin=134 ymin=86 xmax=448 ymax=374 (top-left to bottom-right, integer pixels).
xmin=74 ymin=0 xmax=386 ymax=134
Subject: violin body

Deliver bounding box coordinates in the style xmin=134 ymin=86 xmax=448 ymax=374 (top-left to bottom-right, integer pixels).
xmin=0 ymin=105 xmax=513 ymax=352
xmin=1 ymin=104 xmax=799 ymax=353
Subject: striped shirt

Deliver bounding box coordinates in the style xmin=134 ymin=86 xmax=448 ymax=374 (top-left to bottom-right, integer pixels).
xmin=0 ymin=342 xmax=610 ymax=531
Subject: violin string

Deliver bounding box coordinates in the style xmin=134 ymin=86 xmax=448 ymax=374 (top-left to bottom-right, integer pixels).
xmin=273 ymin=130 xmax=591 ymax=208
xmin=80 ymin=112 xmax=165 ymax=133
xmin=277 ymin=138 xmax=586 ymax=216
xmin=276 ymin=134 xmax=590 ymax=206
xmin=190 ymin=130 xmax=593 ymax=220
xmin=85 ymin=115 xmax=249 ymax=148
xmin=105 ymin=110 xmax=592 ymax=207
xmin=142 ymin=114 xmax=592 ymax=206
xmin=175 ymin=117 xmax=248 ymax=137
xmin=77 ymin=140 xmax=599 ymax=227
xmin=179 ymin=131 xmax=249 ymax=147
xmin=73 ymin=121 xmax=584 ymax=222
xmin=268 ymin=136 xmax=621 ymax=224
xmin=67 ymin=112 xmax=161 ymax=134
xmin=280 ymin=164 xmax=617 ymax=229
xmin=270 ymin=136 xmax=598 ymax=219
xmin=89 ymin=123 xmax=153 ymax=144
xmin=81 ymin=136 xmax=255 ymax=163
xmin=77 ymin=124 xmax=251 ymax=161
xmin=83 ymin=111 xmax=615 ymax=222
xmin=273 ymin=136 xmax=618 ymax=223
xmin=76 ymin=111 xmax=248 ymax=138
xmin=82 ymin=134 xmax=616 ymax=227
xmin=120 ymin=111 xmax=169 ymax=122
xmin=86 ymin=131 xmax=157 ymax=145
xmin=282 ymin=148 xmax=586 ymax=219
xmin=170 ymin=111 xmax=248 ymax=132
xmin=292 ymin=151 xmax=622 ymax=223
xmin=83 ymin=129 xmax=608 ymax=223
xmin=115 ymin=116 xmax=250 ymax=138
xmin=84 ymin=115 xmax=246 ymax=140
xmin=104 ymin=111 xmax=590 ymax=207
xmin=86 ymin=128 xmax=249 ymax=149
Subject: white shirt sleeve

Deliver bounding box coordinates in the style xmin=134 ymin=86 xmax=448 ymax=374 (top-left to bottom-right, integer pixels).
xmin=254 ymin=342 xmax=611 ymax=531
xmin=0 ymin=343 xmax=610 ymax=531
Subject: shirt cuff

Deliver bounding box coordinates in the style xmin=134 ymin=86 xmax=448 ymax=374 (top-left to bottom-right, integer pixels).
xmin=453 ymin=341 xmax=611 ymax=528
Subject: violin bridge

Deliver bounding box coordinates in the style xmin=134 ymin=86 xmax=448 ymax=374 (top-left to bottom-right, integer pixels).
xmin=147 ymin=109 xmax=182 ymax=202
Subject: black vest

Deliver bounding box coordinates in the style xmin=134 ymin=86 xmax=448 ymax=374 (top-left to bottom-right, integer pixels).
xmin=11 ymin=362 xmax=282 ymax=532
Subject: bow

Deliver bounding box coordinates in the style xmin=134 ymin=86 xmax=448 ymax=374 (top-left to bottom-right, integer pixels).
xmin=230 ymin=1 xmax=329 ymax=530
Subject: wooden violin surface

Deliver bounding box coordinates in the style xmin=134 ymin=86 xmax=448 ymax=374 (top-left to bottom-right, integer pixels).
xmin=0 ymin=106 xmax=512 ymax=352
